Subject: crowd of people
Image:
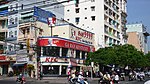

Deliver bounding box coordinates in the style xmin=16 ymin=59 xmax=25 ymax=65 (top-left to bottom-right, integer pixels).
xmin=68 ymin=69 xmax=120 ymax=84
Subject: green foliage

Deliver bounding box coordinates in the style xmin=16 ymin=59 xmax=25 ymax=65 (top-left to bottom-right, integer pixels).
xmin=86 ymin=44 xmax=149 ymax=69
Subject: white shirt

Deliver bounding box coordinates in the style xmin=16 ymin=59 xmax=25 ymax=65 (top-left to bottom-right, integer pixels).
xmin=115 ymin=75 xmax=119 ymax=81
xmin=78 ymin=74 xmax=83 ymax=82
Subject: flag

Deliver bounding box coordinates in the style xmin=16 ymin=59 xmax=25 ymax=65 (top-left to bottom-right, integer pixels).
xmin=47 ymin=16 xmax=56 ymax=26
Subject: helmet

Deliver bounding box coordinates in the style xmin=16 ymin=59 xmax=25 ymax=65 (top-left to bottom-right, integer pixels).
xmin=79 ymin=72 xmax=83 ymax=75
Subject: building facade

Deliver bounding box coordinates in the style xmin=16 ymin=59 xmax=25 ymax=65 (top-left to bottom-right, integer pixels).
xmin=126 ymin=23 xmax=149 ymax=54
xmin=62 ymin=0 xmax=127 ymax=50
xmin=37 ymin=23 xmax=95 ymax=76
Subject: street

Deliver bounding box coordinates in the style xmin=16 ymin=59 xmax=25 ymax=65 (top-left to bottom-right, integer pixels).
xmin=0 ymin=76 xmax=150 ymax=84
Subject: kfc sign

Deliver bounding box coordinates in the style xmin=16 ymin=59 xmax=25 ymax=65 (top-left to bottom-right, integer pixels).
xmin=70 ymin=28 xmax=93 ymax=45
xmin=45 ymin=57 xmax=58 ymax=62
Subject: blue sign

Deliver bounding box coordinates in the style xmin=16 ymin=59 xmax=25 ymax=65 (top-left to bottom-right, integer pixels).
xmin=0 ymin=10 xmax=8 ymax=16
xmin=33 ymin=6 xmax=55 ymax=23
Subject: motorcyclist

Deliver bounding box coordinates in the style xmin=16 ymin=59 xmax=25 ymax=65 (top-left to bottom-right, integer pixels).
xmin=17 ymin=73 xmax=25 ymax=84
xmin=103 ymin=72 xmax=111 ymax=84
xmin=70 ymin=72 xmax=76 ymax=83
xmin=77 ymin=72 xmax=84 ymax=84
xmin=18 ymin=73 xmax=23 ymax=81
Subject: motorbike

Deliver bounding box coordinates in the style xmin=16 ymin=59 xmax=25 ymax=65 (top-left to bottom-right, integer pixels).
xmin=76 ymin=78 xmax=89 ymax=84
xmin=98 ymin=77 xmax=114 ymax=84
xmin=98 ymin=77 xmax=106 ymax=84
xmin=16 ymin=76 xmax=26 ymax=84
xmin=137 ymin=74 xmax=144 ymax=81
xmin=68 ymin=77 xmax=78 ymax=84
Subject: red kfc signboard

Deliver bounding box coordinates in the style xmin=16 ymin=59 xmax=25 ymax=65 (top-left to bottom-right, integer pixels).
xmin=38 ymin=38 xmax=95 ymax=52
xmin=45 ymin=57 xmax=58 ymax=62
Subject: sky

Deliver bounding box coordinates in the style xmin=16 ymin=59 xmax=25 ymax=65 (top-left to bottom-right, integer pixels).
xmin=127 ymin=0 xmax=150 ymax=51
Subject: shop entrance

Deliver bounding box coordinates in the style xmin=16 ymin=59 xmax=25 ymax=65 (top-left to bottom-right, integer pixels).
xmin=2 ymin=65 xmax=8 ymax=75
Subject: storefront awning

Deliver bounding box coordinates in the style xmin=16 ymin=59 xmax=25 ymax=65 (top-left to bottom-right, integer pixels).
xmin=13 ymin=62 xmax=27 ymax=67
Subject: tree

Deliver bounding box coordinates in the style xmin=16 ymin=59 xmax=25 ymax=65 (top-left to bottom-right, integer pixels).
xmin=86 ymin=44 xmax=147 ymax=70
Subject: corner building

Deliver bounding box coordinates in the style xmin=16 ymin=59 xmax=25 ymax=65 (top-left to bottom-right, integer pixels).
xmin=37 ymin=24 xmax=95 ymax=76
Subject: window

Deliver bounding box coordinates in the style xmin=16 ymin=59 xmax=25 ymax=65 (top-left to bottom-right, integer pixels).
xmin=75 ymin=8 xmax=80 ymax=13
xmin=16 ymin=3 xmax=18 ymax=9
xmin=43 ymin=46 xmax=60 ymax=57
xmin=67 ymin=9 xmax=70 ymax=12
xmin=1 ymin=20 xmax=5 ymax=28
xmin=91 ymin=0 xmax=95 ymax=2
xmin=91 ymin=16 xmax=95 ymax=21
xmin=81 ymin=51 xmax=86 ymax=59
xmin=76 ymin=50 xmax=80 ymax=59
xmin=85 ymin=17 xmax=87 ymax=19
xmin=85 ymin=8 xmax=87 ymax=10
xmin=15 ymin=31 xmax=17 ymax=36
xmin=10 ymin=5 xmax=13 ymax=11
xmin=91 ymin=6 xmax=95 ymax=11
xmin=9 ymin=31 xmax=13 ymax=37
xmin=43 ymin=65 xmax=59 ymax=75
xmin=75 ymin=17 xmax=80 ymax=24
xmin=62 ymin=48 xmax=68 ymax=57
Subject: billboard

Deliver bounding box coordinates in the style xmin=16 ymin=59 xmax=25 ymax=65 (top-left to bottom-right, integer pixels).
xmin=34 ymin=6 xmax=55 ymax=24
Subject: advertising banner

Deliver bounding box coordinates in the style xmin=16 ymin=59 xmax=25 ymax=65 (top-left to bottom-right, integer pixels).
xmin=38 ymin=37 xmax=95 ymax=52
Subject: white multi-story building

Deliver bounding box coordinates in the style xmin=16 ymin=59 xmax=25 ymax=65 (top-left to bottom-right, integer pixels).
xmin=63 ymin=0 xmax=127 ymax=50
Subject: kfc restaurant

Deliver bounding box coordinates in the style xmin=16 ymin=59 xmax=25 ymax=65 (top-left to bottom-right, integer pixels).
xmin=37 ymin=37 xmax=95 ymax=76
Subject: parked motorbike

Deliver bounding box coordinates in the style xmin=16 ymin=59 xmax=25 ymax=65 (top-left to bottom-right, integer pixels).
xmin=16 ymin=76 xmax=26 ymax=84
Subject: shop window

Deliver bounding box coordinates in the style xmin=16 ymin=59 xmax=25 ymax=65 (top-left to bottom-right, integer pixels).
xmin=43 ymin=65 xmax=59 ymax=75
xmin=62 ymin=48 xmax=68 ymax=57
xmin=61 ymin=66 xmax=67 ymax=75
xmin=76 ymin=50 xmax=80 ymax=59
xmin=43 ymin=46 xmax=60 ymax=57
xmin=81 ymin=51 xmax=86 ymax=59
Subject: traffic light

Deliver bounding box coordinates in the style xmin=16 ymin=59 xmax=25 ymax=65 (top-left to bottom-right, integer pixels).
xmin=74 ymin=0 xmax=79 ymax=7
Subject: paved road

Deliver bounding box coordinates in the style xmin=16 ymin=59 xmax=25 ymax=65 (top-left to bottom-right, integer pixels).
xmin=0 ymin=76 xmax=150 ymax=84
